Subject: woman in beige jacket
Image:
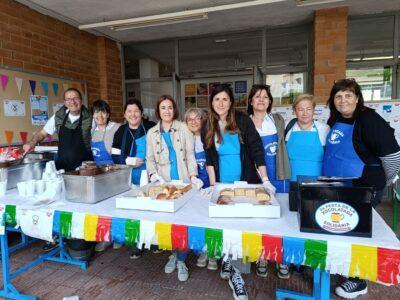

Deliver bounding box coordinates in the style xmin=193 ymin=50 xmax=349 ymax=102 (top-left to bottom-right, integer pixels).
xmin=146 ymin=94 xmax=202 ymax=282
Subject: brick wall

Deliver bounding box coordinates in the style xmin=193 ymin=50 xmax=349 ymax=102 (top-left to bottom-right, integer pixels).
xmin=313 ymin=7 xmax=348 ymax=103
xmin=0 ymin=0 xmax=123 ymax=121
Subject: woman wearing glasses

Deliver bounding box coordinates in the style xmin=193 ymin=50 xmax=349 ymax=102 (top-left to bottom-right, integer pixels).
xmin=146 ymin=95 xmax=202 ymax=282
xmin=247 ymin=84 xmax=291 ymax=279
xmin=323 ymin=79 xmax=400 ymax=299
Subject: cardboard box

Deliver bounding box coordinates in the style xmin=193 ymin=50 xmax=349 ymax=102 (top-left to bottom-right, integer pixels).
xmin=209 ymin=182 xmax=280 ymax=218
xmin=115 ymin=181 xmax=196 ymax=213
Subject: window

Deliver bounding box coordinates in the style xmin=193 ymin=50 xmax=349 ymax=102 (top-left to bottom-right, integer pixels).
xmin=346 ymin=67 xmax=392 ymax=101
xmin=267 ymin=72 xmax=306 ymax=105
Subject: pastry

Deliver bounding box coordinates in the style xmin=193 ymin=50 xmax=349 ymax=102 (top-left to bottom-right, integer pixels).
xmin=148 ymin=186 xmax=164 ymax=197
xmin=156 ymin=193 xmax=167 ymax=200
xmin=245 ymin=188 xmax=256 ymax=198
xmin=234 ymin=188 xmax=246 ymax=197
xmin=217 ymin=195 xmax=232 ymax=205
xmin=220 ymin=188 xmax=235 ymax=197
xmin=256 ymin=188 xmax=270 ymax=202
xmin=179 ymin=184 xmax=192 ymax=193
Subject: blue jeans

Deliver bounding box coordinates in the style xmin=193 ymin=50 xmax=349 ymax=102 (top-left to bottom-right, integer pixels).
xmin=176 ymin=251 xmax=188 ymax=262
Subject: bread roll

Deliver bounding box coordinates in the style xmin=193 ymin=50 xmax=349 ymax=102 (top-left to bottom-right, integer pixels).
xmin=220 ymin=188 xmax=235 ymax=197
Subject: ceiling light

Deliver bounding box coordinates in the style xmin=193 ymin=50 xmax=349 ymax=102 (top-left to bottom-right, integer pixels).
xmin=295 ymin=0 xmax=345 ymax=6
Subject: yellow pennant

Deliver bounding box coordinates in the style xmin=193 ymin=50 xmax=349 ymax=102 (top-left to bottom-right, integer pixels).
xmin=84 ymin=214 xmax=98 ymax=241
xmin=155 ymin=222 xmax=172 ymax=250
xmin=349 ymin=244 xmax=377 ymax=281
xmin=242 ymin=232 xmax=263 ymax=263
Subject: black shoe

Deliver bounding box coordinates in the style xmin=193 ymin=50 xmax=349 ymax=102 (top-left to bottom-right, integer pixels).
xmin=129 ymin=246 xmax=142 ymax=259
xmin=220 ymin=257 xmax=233 ymax=280
xmin=150 ymin=244 xmax=163 ymax=254
xmin=42 ymin=241 xmax=58 ymax=252
xmin=335 ymin=278 xmax=368 ymax=299
xmin=229 ymin=271 xmax=248 ymax=300
xmin=255 ymin=260 xmax=268 ymax=277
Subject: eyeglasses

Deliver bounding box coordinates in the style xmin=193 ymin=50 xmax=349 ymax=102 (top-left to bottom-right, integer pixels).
xmin=65 ymin=97 xmax=81 ymax=103
xmin=187 ymin=116 xmax=201 ymax=123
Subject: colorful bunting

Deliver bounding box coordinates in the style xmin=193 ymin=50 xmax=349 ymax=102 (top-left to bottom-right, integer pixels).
xmin=222 ymin=229 xmax=242 ymax=260
xmin=5 ymin=130 xmax=13 ymax=145
xmin=377 ymin=248 xmax=400 ymax=285
xmin=5 ymin=205 xmax=16 ymax=227
xmin=326 ymin=242 xmax=351 ymax=276
xmin=19 ymin=132 xmax=28 ymax=144
xmin=155 ymin=222 xmax=172 ymax=250
xmin=242 ymin=232 xmax=263 ymax=263
xmin=305 ymin=239 xmax=327 ymax=271
xmin=52 ymin=83 xmax=59 ymax=97
xmin=84 ymin=214 xmax=98 ymax=241
xmin=96 ymin=216 xmax=111 ymax=242
xmin=139 ymin=220 xmax=155 ymax=249
xmin=0 ymin=74 xmax=9 ymax=92
xmin=125 ymin=219 xmax=140 ymax=246
xmin=349 ymin=244 xmax=377 ymax=281
xmin=52 ymin=210 xmax=60 ymax=235
xmin=111 ymin=217 xmax=126 ymax=244
xmin=283 ymin=237 xmax=305 ymax=267
xmin=62 ymin=83 xmax=69 ymax=91
xmin=60 ymin=211 xmax=72 ymax=238
xmin=41 ymin=81 xmax=49 ymax=96
xmin=188 ymin=226 xmax=205 ymax=254
xmin=171 ymin=224 xmax=188 ymax=252
xmin=29 ymin=80 xmax=36 ymax=94
xmin=262 ymin=234 xmax=283 ymax=263
xmin=70 ymin=212 xmax=85 ymax=239
xmin=205 ymin=228 xmax=223 ymax=259
xmin=15 ymin=77 xmax=23 ymax=94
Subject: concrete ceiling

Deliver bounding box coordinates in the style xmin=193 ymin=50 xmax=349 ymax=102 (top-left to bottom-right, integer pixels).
xmin=16 ymin=0 xmax=400 ymax=43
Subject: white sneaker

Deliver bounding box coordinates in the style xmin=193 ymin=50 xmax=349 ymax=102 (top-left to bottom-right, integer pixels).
xmin=196 ymin=252 xmax=207 ymax=267
xmin=177 ymin=261 xmax=189 ymax=282
xmin=164 ymin=253 xmax=177 ymax=274
xmin=207 ymin=258 xmax=218 ymax=270
xmin=335 ymin=279 xmax=368 ymax=299
xmin=95 ymin=242 xmax=111 ymax=252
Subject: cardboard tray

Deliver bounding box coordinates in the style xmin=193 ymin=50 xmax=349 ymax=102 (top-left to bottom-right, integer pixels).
xmin=209 ymin=182 xmax=280 ymax=218
xmin=115 ymin=180 xmax=196 ymax=213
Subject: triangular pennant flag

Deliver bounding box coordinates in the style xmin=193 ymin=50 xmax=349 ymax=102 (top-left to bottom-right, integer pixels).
xmin=1 ymin=74 xmax=9 ymax=92
xmin=41 ymin=81 xmax=49 ymax=96
xmin=62 ymin=83 xmax=69 ymax=91
xmin=52 ymin=83 xmax=59 ymax=97
xmin=19 ymin=132 xmax=28 ymax=144
xmin=15 ymin=77 xmax=23 ymax=94
xmin=29 ymin=80 xmax=36 ymax=94
xmin=72 ymin=83 xmax=79 ymax=90
xmin=81 ymin=83 xmax=86 ymax=95
xmin=4 ymin=130 xmax=13 ymax=145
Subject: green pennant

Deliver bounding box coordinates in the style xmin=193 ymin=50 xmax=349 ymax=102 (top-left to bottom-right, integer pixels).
xmin=5 ymin=205 xmax=16 ymax=227
xmin=205 ymin=228 xmax=223 ymax=259
xmin=60 ymin=211 xmax=72 ymax=238
xmin=125 ymin=219 xmax=140 ymax=246
xmin=304 ymin=239 xmax=327 ymax=271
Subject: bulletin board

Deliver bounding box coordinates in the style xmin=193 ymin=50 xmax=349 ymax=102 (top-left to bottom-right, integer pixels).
xmin=0 ymin=66 xmax=87 ymax=146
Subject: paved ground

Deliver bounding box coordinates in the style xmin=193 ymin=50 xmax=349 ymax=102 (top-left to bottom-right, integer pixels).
xmin=1 ymin=200 xmax=400 ymax=300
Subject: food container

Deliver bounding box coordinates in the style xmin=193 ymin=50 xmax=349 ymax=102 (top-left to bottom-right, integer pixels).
xmin=63 ymin=164 xmax=132 ymax=204
xmin=115 ymin=180 xmax=196 ymax=213
xmin=209 ymin=182 xmax=280 ymax=218
xmin=298 ymin=184 xmax=373 ymax=237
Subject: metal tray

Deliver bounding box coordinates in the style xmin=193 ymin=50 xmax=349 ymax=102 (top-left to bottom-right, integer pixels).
xmin=63 ymin=164 xmax=132 ymax=204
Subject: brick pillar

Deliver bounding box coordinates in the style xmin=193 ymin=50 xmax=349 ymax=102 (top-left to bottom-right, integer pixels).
xmin=97 ymin=37 xmax=123 ymax=122
xmin=313 ymin=7 xmax=348 ymax=102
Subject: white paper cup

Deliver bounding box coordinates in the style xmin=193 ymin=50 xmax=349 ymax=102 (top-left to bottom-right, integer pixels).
xmin=35 ymin=180 xmax=45 ymax=194
xmin=0 ymin=180 xmax=7 ymax=197
xmin=26 ymin=180 xmax=36 ymax=197
xmin=140 ymin=169 xmax=149 ymax=187
xmin=17 ymin=182 xmax=27 ymax=197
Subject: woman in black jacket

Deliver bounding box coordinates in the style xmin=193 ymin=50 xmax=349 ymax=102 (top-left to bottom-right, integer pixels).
xmin=201 ymin=84 xmax=275 ymax=300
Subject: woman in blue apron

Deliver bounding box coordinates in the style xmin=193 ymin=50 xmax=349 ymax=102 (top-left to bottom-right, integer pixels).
xmin=247 ymin=84 xmax=292 ymax=279
xmin=146 ymin=95 xmax=202 ymax=283
xmin=111 ymin=99 xmax=155 ymax=185
xmin=202 ymin=84 xmax=272 ymax=300
xmin=285 ymin=94 xmax=330 ymax=181
xmin=323 ymin=79 xmax=400 ymax=299
xmin=90 ymin=100 xmax=120 ymax=167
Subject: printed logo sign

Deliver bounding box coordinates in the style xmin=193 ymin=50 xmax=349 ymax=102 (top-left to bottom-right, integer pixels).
xmin=265 ymin=142 xmax=277 ymax=156
xmin=315 ymin=202 xmax=359 ymax=234
xmin=328 ymin=129 xmax=344 ymax=144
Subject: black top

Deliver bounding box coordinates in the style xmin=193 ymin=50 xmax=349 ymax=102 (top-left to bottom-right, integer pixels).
xmin=328 ymin=107 xmax=400 ymax=189
xmin=201 ymin=111 xmax=266 ymax=184
xmin=112 ymin=120 xmax=155 ymax=162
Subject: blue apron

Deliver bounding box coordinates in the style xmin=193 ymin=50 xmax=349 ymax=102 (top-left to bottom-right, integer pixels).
xmin=195 ymin=145 xmax=210 ymax=188
xmin=162 ymin=131 xmax=179 ymax=180
xmin=323 ymin=121 xmax=364 ymax=177
xmin=260 ymin=133 xmax=289 ymax=193
xmin=286 ymin=123 xmax=324 ymax=182
xmin=91 ymin=128 xmax=114 ymax=166
xmin=120 ymin=124 xmax=147 ymax=185
xmin=218 ymin=132 xmax=242 ymax=183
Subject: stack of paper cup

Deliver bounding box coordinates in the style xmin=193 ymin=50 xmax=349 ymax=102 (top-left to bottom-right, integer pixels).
xmin=139 ymin=169 xmax=149 ymax=187
xmin=0 ymin=168 xmax=7 ymax=197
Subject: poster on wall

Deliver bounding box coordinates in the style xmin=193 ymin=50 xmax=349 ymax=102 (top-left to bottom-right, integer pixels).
xmin=234 ymin=80 xmax=247 ymax=94
xmin=30 ymin=95 xmax=48 ymax=126
xmin=185 ymin=96 xmax=196 ymax=108
xmin=209 ymin=82 xmax=220 ymax=95
xmin=197 ymin=96 xmax=208 ymax=108
xmin=3 ymin=99 xmax=26 ymax=116
xmin=235 ymin=94 xmax=248 ymax=107
xmin=197 ymin=83 xmax=208 ymax=95
xmin=184 ymin=84 xmax=196 ymax=96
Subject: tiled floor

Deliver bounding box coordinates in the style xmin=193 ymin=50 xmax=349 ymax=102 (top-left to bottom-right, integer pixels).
xmin=1 ymin=200 xmax=400 ymax=300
